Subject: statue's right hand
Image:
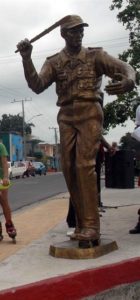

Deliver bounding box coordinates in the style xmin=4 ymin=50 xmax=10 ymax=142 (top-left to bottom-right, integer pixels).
xmin=16 ymin=38 xmax=33 ymax=59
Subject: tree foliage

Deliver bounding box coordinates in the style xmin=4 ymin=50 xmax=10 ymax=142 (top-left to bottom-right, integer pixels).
xmin=0 ymin=114 xmax=34 ymax=135
xmin=34 ymin=151 xmax=43 ymax=159
xmin=104 ymin=0 xmax=140 ymax=131
xmin=120 ymin=132 xmax=140 ymax=152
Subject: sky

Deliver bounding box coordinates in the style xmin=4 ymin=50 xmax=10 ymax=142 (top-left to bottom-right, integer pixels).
xmin=0 ymin=0 xmax=136 ymax=145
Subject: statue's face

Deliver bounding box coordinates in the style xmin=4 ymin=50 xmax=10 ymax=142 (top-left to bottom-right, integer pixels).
xmin=64 ymin=25 xmax=84 ymax=49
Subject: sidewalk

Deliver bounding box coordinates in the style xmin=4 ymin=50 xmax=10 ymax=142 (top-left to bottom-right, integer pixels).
xmin=0 ymin=185 xmax=140 ymax=297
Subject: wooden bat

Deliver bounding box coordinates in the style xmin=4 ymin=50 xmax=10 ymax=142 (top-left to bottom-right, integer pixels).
xmin=15 ymin=15 xmax=71 ymax=53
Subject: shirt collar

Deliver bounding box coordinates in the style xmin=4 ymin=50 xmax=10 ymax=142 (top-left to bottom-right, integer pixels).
xmin=60 ymin=47 xmax=86 ymax=66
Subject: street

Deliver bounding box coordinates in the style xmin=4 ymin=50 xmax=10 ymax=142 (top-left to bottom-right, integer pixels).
xmin=5 ymin=172 xmax=68 ymax=214
xmin=0 ymin=171 xmax=105 ymax=216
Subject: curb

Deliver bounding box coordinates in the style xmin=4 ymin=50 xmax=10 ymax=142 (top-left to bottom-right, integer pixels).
xmin=0 ymin=257 xmax=140 ymax=300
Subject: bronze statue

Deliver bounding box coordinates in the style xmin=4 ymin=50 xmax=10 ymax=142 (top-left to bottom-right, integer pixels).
xmin=16 ymin=15 xmax=136 ymax=246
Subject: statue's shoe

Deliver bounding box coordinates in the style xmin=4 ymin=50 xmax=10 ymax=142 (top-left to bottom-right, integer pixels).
xmin=76 ymin=228 xmax=99 ymax=241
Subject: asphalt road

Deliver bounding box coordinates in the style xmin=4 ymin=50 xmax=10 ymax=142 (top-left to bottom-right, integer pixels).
xmin=6 ymin=172 xmax=68 ymax=213
xmin=0 ymin=171 xmax=105 ymax=216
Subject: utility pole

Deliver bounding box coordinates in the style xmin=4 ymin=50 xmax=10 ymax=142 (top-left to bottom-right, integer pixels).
xmin=12 ymin=98 xmax=32 ymax=160
xmin=49 ymin=127 xmax=59 ymax=170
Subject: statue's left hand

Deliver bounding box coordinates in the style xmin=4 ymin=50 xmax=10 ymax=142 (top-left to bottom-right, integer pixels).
xmin=104 ymin=73 xmax=135 ymax=95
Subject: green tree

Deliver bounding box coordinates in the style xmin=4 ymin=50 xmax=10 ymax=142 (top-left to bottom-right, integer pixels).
xmin=0 ymin=114 xmax=34 ymax=135
xmin=120 ymin=133 xmax=140 ymax=171
xmin=34 ymin=151 xmax=43 ymax=160
xmin=104 ymin=0 xmax=140 ymax=131
xmin=120 ymin=132 xmax=140 ymax=152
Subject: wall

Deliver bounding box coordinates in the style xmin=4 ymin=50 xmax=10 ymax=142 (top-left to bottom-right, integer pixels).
xmin=0 ymin=133 xmax=23 ymax=162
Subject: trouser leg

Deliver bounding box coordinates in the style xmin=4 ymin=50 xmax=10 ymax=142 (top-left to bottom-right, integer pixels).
xmin=75 ymin=120 xmax=101 ymax=240
xmin=59 ymin=125 xmax=83 ymax=230
xmin=58 ymin=102 xmax=103 ymax=241
xmin=59 ymin=124 xmax=101 ymax=240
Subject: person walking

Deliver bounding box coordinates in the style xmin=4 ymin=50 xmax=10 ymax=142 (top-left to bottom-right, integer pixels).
xmin=130 ymin=104 xmax=140 ymax=234
xmin=0 ymin=142 xmax=17 ymax=241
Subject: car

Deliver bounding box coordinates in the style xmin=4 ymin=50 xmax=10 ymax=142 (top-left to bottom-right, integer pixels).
xmin=8 ymin=161 xmax=27 ymax=179
xmin=32 ymin=162 xmax=47 ymax=175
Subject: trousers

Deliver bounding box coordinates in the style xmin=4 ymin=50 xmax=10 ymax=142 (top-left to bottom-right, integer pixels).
xmin=58 ymin=101 xmax=103 ymax=236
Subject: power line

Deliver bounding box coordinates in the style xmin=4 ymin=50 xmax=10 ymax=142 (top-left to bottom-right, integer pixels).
xmin=0 ymin=35 xmax=129 ymax=61
xmin=0 ymin=84 xmax=25 ymax=98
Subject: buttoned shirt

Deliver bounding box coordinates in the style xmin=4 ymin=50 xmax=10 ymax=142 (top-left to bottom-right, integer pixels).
xmin=23 ymin=46 xmax=135 ymax=107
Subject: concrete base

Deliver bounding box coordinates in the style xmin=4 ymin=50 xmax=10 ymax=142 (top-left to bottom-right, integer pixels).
xmin=49 ymin=239 xmax=118 ymax=259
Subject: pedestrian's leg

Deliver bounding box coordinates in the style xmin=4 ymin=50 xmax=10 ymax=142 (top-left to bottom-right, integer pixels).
xmin=129 ymin=209 xmax=140 ymax=234
xmin=0 ymin=220 xmax=3 ymax=240
xmin=66 ymin=197 xmax=76 ymax=228
xmin=0 ymin=191 xmax=17 ymax=238
xmin=0 ymin=190 xmax=11 ymax=222
xmin=95 ymin=154 xmax=102 ymax=207
xmin=96 ymin=156 xmax=106 ymax=213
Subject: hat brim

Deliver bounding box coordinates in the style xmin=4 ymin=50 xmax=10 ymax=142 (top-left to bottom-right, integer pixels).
xmin=67 ymin=22 xmax=89 ymax=29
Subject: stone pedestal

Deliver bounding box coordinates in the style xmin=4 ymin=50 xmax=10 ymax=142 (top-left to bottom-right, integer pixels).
xmin=49 ymin=239 xmax=118 ymax=259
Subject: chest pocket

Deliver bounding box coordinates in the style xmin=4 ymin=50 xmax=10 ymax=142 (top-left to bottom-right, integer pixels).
xmin=57 ymin=71 xmax=68 ymax=92
xmin=77 ymin=65 xmax=96 ymax=90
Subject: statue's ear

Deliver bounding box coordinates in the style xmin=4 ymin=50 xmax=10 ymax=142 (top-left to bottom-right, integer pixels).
xmin=60 ymin=29 xmax=67 ymax=39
